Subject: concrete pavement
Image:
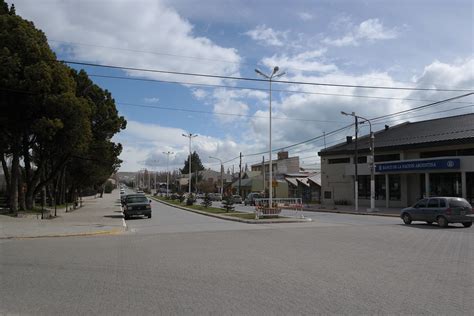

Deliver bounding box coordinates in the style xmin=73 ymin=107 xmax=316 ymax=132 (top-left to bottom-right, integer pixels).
xmin=1 ymin=215 xmax=472 ymax=315
xmin=0 ymin=191 xmax=125 ymax=238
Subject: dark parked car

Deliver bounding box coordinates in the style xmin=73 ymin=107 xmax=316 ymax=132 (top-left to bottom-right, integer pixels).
xmin=244 ymin=192 xmax=262 ymax=206
xmin=401 ymin=197 xmax=473 ymax=228
xmin=123 ymin=194 xmax=152 ymax=220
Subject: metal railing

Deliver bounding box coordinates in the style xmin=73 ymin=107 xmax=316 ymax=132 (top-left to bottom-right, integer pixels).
xmin=254 ymin=198 xmax=304 ymax=219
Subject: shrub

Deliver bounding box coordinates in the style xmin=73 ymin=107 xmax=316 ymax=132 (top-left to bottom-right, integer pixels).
xmin=186 ymin=194 xmax=195 ymax=206
xmin=201 ymin=193 xmax=212 ymax=208
xmin=222 ymin=195 xmax=235 ymax=212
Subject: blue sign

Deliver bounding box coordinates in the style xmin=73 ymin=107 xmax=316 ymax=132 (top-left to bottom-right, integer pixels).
xmin=376 ymin=158 xmax=460 ymax=173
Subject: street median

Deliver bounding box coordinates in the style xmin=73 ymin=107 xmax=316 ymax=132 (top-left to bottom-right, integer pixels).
xmin=151 ymin=196 xmax=311 ymax=224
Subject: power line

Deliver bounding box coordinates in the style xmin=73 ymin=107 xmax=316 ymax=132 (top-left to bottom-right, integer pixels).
xmin=371 ymin=104 xmax=474 ymax=127
xmin=89 ymin=73 xmax=473 ymax=104
xmin=369 ymin=92 xmax=473 ymax=122
xmin=60 ymin=59 xmax=473 ymax=92
xmin=117 ymin=102 xmax=345 ymax=123
xmin=51 ymin=39 xmax=443 ymax=86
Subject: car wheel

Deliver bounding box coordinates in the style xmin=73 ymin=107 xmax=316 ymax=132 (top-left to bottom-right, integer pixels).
xmin=148 ymin=214 xmax=152 ymax=219
xmin=426 ymin=221 xmax=433 ymax=225
xmin=437 ymin=216 xmax=448 ymax=228
xmin=462 ymin=222 xmax=472 ymax=228
xmin=402 ymin=213 xmax=412 ymax=225
xmin=124 ymin=214 xmax=130 ymax=220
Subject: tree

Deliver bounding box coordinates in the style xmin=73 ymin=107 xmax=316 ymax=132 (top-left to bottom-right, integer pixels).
xmin=1 ymin=3 xmax=80 ymax=211
xmin=222 ymin=196 xmax=235 ymax=212
xmin=180 ymin=151 xmax=204 ymax=175
xmin=0 ymin=2 xmax=126 ymax=212
xmin=180 ymin=151 xmax=204 ymax=192
xmin=201 ymin=193 xmax=212 ymax=208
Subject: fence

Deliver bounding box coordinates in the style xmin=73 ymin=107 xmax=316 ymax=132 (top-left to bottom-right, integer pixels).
xmin=254 ymin=198 xmax=304 ymax=219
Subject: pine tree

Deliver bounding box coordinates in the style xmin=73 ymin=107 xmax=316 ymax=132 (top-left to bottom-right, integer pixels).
xmin=222 ymin=195 xmax=235 ymax=212
xmin=201 ymin=193 xmax=212 ymax=208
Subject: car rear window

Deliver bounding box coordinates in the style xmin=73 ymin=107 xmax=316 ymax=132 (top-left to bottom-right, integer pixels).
xmin=126 ymin=196 xmax=148 ymax=203
xmin=448 ymin=198 xmax=471 ymax=208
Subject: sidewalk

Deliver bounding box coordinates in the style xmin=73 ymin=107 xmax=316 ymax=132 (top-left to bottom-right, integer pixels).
xmin=303 ymin=204 xmax=402 ymax=217
xmin=0 ymin=190 xmax=125 ymax=239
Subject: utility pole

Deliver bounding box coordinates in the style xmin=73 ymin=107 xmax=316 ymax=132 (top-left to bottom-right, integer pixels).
xmin=239 ymin=152 xmax=242 ymax=197
xmin=182 ymin=133 xmax=198 ymax=196
xmin=163 ymin=151 xmax=174 ymax=197
xmin=262 ymin=155 xmax=265 ymax=194
xmin=354 ymin=116 xmax=359 ymax=211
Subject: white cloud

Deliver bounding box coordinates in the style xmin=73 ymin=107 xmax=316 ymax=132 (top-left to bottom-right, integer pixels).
xmin=192 ymin=89 xmax=208 ymax=100
xmin=12 ymin=0 xmax=241 ymax=85
xmin=261 ymin=49 xmax=337 ymax=74
xmin=245 ymin=24 xmax=287 ymax=47
xmin=144 ymin=97 xmax=160 ymax=103
xmin=357 ymin=19 xmax=398 ymax=41
xmin=323 ymin=18 xmax=398 ymax=47
xmin=115 ymin=120 xmax=261 ymax=172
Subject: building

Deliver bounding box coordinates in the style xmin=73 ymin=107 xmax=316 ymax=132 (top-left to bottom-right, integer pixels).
xmin=251 ymin=151 xmax=299 ymax=175
xmin=318 ymin=114 xmax=474 ymax=208
xmin=286 ymin=173 xmax=321 ymax=203
xmin=232 ymin=152 xmax=321 ymax=201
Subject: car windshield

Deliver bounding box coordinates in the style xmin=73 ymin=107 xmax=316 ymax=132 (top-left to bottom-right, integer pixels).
xmin=126 ymin=196 xmax=148 ymax=204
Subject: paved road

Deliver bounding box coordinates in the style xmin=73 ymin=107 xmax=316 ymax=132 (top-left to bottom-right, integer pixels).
xmin=1 ymin=191 xmax=473 ymax=315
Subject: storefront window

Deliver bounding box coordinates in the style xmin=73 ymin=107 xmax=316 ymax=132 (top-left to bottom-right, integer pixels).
xmin=389 ymin=175 xmax=401 ymax=200
xmin=357 ymin=175 xmax=387 ymax=200
xmin=429 ymin=173 xmax=462 ymax=197
xmin=357 ymin=175 xmax=370 ymax=199
xmin=375 ymin=175 xmax=386 ymax=200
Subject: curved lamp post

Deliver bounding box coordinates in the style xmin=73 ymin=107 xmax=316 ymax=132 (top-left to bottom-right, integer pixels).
xmin=255 ymin=66 xmax=285 ymax=207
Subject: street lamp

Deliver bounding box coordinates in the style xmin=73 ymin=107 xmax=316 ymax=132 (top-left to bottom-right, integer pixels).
xmin=209 ymin=156 xmax=224 ymax=196
xmin=255 ymin=66 xmax=285 ymax=208
xmin=341 ymin=111 xmax=375 ymax=212
xmin=163 ymin=151 xmax=174 ymax=197
xmin=150 ymin=159 xmax=159 ymax=193
xmin=182 ymin=133 xmax=198 ymax=196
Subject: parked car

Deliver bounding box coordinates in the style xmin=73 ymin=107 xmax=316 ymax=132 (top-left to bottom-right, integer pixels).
xmin=123 ymin=194 xmax=152 ymax=219
xmin=244 ymin=192 xmax=263 ymax=206
xmin=209 ymin=193 xmax=222 ymax=201
xmin=232 ymin=195 xmax=242 ymax=204
xmin=401 ymin=197 xmax=473 ymax=228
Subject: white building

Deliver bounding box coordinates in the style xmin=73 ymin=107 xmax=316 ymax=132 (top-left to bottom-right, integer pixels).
xmin=318 ymin=114 xmax=474 ymax=208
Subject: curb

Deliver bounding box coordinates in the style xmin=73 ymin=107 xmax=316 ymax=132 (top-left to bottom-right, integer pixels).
xmin=151 ymin=197 xmax=311 ymax=224
xmin=303 ymin=208 xmax=399 ymax=218
xmin=0 ymin=227 xmax=125 ymax=240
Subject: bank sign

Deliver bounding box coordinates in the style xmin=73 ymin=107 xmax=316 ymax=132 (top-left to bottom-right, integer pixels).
xmin=376 ymin=158 xmax=460 ymax=173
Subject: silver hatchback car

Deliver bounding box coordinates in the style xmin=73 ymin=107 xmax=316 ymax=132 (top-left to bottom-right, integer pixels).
xmin=401 ymin=197 xmax=473 ymax=228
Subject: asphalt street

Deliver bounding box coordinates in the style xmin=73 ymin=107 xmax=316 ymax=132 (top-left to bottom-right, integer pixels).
xmin=1 ymin=192 xmax=473 ymax=315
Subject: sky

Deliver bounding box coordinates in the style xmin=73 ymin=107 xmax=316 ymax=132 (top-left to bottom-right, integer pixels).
xmin=10 ymin=0 xmax=474 ymax=173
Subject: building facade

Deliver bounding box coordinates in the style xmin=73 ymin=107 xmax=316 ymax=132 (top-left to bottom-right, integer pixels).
xmin=318 ymin=114 xmax=474 ymax=208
